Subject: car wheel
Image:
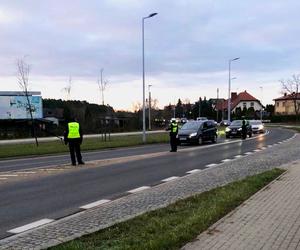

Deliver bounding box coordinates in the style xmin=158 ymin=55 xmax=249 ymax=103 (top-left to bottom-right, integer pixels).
xmin=226 ymin=135 xmax=230 ymax=139
xmin=212 ymin=134 xmax=217 ymax=143
xmin=198 ymin=136 xmax=203 ymax=145
xmin=249 ymin=132 xmax=252 ymax=138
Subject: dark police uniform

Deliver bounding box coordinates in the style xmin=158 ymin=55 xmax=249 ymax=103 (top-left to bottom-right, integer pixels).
xmin=169 ymin=120 xmax=179 ymax=152
xmin=64 ymin=120 xmax=84 ymax=166
xmin=241 ymin=119 xmax=247 ymax=139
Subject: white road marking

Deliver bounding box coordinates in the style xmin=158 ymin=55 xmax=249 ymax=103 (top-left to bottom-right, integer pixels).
xmin=245 ymin=152 xmax=253 ymax=155
xmin=0 ymin=178 xmax=7 ymax=180
xmin=267 ymin=145 xmax=273 ymax=148
xmin=128 ymin=186 xmax=150 ymax=193
xmin=222 ymin=159 xmax=232 ymax=162
xmin=162 ymin=176 xmax=179 ymax=182
xmin=186 ymin=169 xmax=201 ymax=174
xmin=253 ymin=149 xmax=261 ymax=152
xmin=206 ymin=163 xmax=218 ymax=167
xmin=261 ymin=147 xmax=267 ymax=150
xmin=80 ymin=199 xmax=111 ymax=209
xmin=234 ymin=155 xmax=243 ymax=158
xmin=8 ymin=219 xmax=54 ymax=234
xmin=15 ymin=171 xmax=36 ymax=174
xmin=0 ymin=174 xmax=18 ymax=177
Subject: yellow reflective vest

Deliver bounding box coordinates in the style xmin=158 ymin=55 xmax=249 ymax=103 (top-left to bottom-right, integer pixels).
xmin=67 ymin=122 xmax=80 ymax=139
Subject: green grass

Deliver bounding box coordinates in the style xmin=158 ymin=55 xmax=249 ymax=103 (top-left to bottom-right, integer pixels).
xmin=0 ymin=133 xmax=169 ymax=159
xmin=50 ymin=168 xmax=284 ymax=250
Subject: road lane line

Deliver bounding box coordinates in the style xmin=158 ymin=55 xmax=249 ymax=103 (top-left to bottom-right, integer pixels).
xmin=128 ymin=186 xmax=150 ymax=193
xmin=0 ymin=174 xmax=18 ymax=177
xmin=80 ymin=199 xmax=111 ymax=209
xmin=7 ymin=219 xmax=54 ymax=234
xmin=186 ymin=169 xmax=201 ymax=174
xmin=253 ymin=149 xmax=261 ymax=152
xmin=234 ymin=155 xmax=243 ymax=158
xmin=15 ymin=171 xmax=36 ymax=174
xmin=267 ymin=145 xmax=273 ymax=148
xmin=222 ymin=159 xmax=232 ymax=162
xmin=206 ymin=163 xmax=218 ymax=167
xmin=261 ymin=147 xmax=267 ymax=150
xmin=0 ymin=178 xmax=7 ymax=180
xmin=245 ymin=152 xmax=253 ymax=155
xmin=162 ymin=176 xmax=179 ymax=182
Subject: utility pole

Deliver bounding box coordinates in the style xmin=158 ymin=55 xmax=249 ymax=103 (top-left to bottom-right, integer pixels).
xmin=198 ymin=97 xmax=201 ymax=118
xmin=260 ymin=86 xmax=263 ymax=121
xmin=148 ymin=84 xmax=152 ymax=130
xmin=216 ymin=88 xmax=219 ymax=122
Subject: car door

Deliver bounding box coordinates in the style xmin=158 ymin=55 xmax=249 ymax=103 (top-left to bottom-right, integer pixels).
xmin=202 ymin=121 xmax=209 ymax=141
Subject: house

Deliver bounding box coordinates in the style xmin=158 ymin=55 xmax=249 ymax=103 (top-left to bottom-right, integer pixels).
xmin=216 ymin=90 xmax=263 ymax=119
xmin=274 ymin=93 xmax=300 ymax=115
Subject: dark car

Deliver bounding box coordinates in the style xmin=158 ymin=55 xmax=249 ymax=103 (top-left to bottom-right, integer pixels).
xmin=177 ymin=120 xmax=217 ymax=145
xmin=225 ymin=120 xmax=252 ymax=138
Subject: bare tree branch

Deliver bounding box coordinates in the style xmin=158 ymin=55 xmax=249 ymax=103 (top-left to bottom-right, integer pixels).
xmin=17 ymin=57 xmax=38 ymax=146
xmin=280 ymin=74 xmax=300 ymax=117
xmin=97 ymin=68 xmax=108 ymax=105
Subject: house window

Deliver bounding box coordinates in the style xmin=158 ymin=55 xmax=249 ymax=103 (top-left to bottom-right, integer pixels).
xmin=243 ymin=102 xmax=247 ymax=109
xmin=276 ymin=102 xmax=279 ymax=107
xmin=282 ymin=102 xmax=285 ymax=107
xmin=250 ymin=102 xmax=254 ymax=107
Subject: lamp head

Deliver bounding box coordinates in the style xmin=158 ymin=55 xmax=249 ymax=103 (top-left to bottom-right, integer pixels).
xmin=148 ymin=13 xmax=158 ymax=18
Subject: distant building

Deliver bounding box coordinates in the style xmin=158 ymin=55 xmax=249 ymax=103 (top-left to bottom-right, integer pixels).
xmin=0 ymin=91 xmax=42 ymax=120
xmin=216 ymin=90 xmax=263 ymax=119
xmin=274 ymin=93 xmax=300 ymax=115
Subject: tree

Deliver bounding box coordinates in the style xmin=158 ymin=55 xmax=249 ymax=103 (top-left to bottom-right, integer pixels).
xmin=280 ymin=74 xmax=300 ymax=117
xmin=265 ymin=104 xmax=274 ymax=116
xmin=97 ymin=68 xmax=108 ymax=105
xmin=17 ymin=57 xmax=38 ymax=146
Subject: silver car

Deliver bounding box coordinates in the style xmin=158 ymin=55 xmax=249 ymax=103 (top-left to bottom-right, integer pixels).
xmin=249 ymin=120 xmax=265 ymax=133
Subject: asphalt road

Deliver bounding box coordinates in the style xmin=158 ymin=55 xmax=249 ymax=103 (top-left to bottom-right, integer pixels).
xmin=0 ymin=128 xmax=295 ymax=239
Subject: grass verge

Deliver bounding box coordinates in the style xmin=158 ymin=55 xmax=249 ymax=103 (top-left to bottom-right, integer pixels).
xmin=50 ymin=168 xmax=284 ymax=250
xmin=0 ymin=133 xmax=169 ymax=159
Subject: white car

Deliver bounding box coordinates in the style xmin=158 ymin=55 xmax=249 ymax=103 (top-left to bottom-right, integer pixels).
xmin=249 ymin=120 xmax=265 ymax=133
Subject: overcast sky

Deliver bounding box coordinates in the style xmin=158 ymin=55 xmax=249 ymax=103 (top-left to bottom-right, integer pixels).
xmin=0 ymin=0 xmax=299 ymax=110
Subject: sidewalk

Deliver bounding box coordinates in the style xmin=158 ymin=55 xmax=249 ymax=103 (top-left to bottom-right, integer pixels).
xmin=183 ymin=162 xmax=300 ymax=250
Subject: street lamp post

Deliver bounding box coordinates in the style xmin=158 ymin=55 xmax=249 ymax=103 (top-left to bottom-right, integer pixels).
xmin=228 ymin=57 xmax=240 ymax=122
xmin=148 ymin=84 xmax=152 ymax=130
xmin=142 ymin=12 xmax=157 ymax=143
xmin=216 ymin=88 xmax=219 ymax=122
xmin=260 ymin=86 xmax=263 ymax=121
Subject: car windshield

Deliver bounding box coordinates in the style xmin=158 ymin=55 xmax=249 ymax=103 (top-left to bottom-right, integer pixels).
xmin=230 ymin=120 xmax=242 ymax=126
xmin=180 ymin=121 xmax=202 ymax=130
xmin=250 ymin=120 xmax=262 ymax=125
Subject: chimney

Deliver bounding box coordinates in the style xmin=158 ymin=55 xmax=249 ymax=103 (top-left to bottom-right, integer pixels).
xmin=284 ymin=93 xmax=287 ymax=96
xmin=231 ymin=92 xmax=237 ymax=100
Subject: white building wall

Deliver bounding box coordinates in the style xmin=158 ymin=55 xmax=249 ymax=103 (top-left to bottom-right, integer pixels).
xmin=232 ymin=101 xmax=262 ymax=112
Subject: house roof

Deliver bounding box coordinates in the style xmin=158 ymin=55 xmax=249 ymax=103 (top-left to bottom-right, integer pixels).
xmin=216 ymin=91 xmax=260 ymax=111
xmin=274 ymin=93 xmax=300 ymax=101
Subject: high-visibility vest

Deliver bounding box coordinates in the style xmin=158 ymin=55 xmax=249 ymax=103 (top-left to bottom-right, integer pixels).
xmin=67 ymin=122 xmax=80 ymax=139
xmin=171 ymin=123 xmax=178 ymax=133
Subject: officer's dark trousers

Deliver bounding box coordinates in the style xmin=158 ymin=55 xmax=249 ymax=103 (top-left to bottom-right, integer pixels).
xmin=170 ymin=133 xmax=177 ymax=152
xmin=68 ymin=139 xmax=83 ymax=165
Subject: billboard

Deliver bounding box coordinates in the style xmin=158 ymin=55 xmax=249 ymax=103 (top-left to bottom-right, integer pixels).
xmin=0 ymin=95 xmax=43 ymax=119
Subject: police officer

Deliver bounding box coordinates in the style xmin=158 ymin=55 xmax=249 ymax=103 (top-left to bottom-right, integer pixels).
xmin=241 ymin=119 xmax=247 ymax=140
xmin=168 ymin=119 xmax=179 ymax=152
xmin=64 ymin=118 xmax=84 ymax=166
